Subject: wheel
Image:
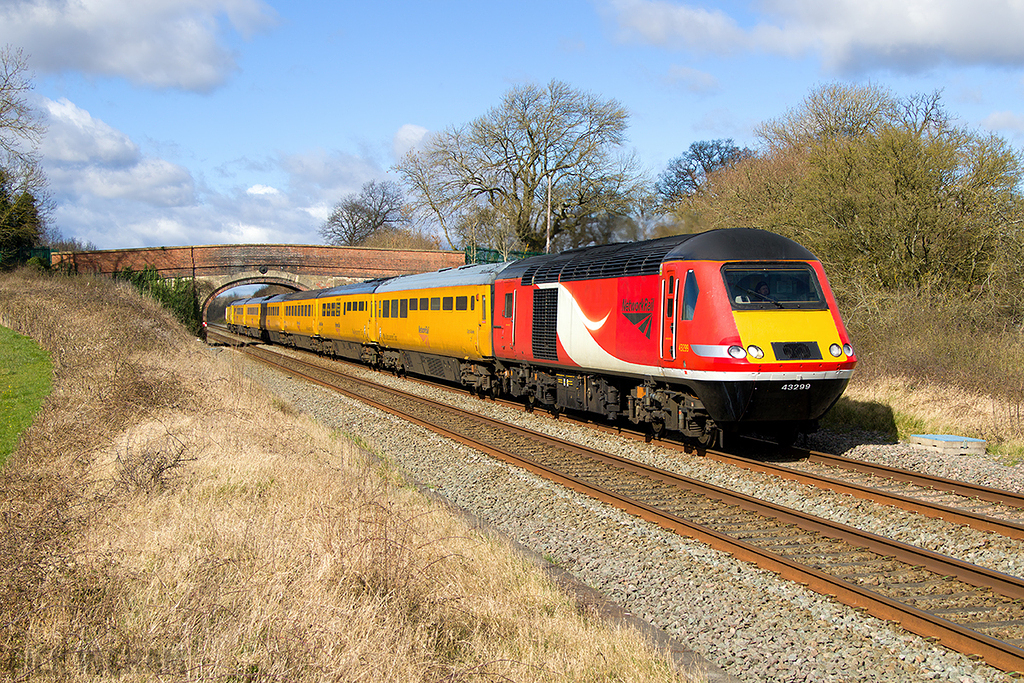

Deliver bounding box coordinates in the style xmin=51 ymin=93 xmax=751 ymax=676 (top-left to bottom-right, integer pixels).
xmin=697 ymin=422 xmax=720 ymax=448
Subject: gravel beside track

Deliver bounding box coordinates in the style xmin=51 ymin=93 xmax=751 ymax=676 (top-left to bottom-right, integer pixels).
xmin=224 ymin=345 xmax=1024 ymax=683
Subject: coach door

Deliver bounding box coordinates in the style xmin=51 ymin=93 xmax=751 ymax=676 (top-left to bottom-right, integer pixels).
xmin=497 ymin=288 xmax=516 ymax=353
xmin=660 ymin=268 xmax=678 ymax=361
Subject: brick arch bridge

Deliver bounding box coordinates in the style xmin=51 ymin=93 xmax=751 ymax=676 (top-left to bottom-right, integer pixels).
xmin=52 ymin=243 xmax=465 ymax=321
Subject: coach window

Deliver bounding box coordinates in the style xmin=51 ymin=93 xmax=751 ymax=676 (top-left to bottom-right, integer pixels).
xmin=400 ymin=299 xmax=408 ymax=318
xmin=430 ymin=297 xmax=441 ymax=311
xmin=409 ymin=298 xmax=418 ymax=312
xmin=442 ymin=297 xmax=454 ymax=311
xmin=455 ymin=296 xmax=467 ymax=311
xmin=681 ymin=270 xmax=699 ymax=321
xmin=503 ymin=292 xmax=513 ymax=318
xmin=382 ymin=301 xmax=389 ymax=318
xmin=420 ymin=297 xmax=429 ymax=310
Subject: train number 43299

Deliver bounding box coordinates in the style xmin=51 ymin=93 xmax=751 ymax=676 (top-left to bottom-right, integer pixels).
xmin=779 ymin=383 xmax=812 ymax=391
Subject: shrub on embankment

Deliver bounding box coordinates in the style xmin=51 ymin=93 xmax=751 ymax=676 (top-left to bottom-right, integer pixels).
xmin=0 ymin=269 xmax=693 ymax=682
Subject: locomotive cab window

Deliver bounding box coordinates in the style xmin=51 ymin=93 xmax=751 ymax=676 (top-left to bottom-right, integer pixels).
xmin=681 ymin=270 xmax=699 ymax=321
xmin=722 ymin=264 xmax=827 ymax=310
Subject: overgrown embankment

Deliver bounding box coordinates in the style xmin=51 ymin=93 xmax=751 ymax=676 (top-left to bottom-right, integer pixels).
xmin=0 ymin=269 xmax=692 ymax=682
xmin=825 ymin=289 xmax=1024 ymax=461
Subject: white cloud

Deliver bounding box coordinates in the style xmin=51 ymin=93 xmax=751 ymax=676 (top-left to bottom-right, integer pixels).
xmin=606 ymin=0 xmax=1024 ymax=73
xmin=608 ymin=0 xmax=747 ymax=53
xmin=279 ymin=148 xmax=381 ymax=203
xmin=0 ymin=0 xmax=279 ymax=91
xmin=246 ymin=184 xmax=280 ymax=196
xmin=73 ymin=159 xmax=195 ymax=206
xmin=39 ymin=98 xmax=394 ymax=249
xmin=393 ymin=124 xmax=429 ymax=159
xmin=303 ymin=203 xmax=334 ymax=223
xmin=41 ymin=97 xmax=195 ymax=207
xmin=982 ymin=111 xmax=1024 ymax=132
xmin=665 ymin=65 xmax=719 ymax=94
xmin=39 ymin=97 xmax=139 ymax=166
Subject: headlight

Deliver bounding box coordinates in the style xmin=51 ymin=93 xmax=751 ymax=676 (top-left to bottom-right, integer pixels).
xmin=829 ymin=343 xmax=842 ymax=357
xmin=728 ymin=345 xmax=747 ymax=359
xmin=843 ymin=343 xmax=854 ymax=357
xmin=746 ymin=345 xmax=764 ymax=359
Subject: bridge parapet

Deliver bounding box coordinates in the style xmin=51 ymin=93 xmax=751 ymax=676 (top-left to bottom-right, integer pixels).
xmin=52 ymin=244 xmax=463 ymax=281
xmin=52 ymin=243 xmax=466 ymax=322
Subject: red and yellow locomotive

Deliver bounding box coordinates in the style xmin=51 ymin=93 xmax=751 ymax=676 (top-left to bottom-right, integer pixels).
xmin=226 ymin=229 xmax=855 ymax=445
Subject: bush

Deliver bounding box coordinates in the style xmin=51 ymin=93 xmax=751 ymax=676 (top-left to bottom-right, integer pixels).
xmin=113 ymin=266 xmax=202 ymax=336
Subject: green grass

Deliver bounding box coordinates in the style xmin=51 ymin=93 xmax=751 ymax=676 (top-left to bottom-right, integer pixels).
xmin=0 ymin=325 xmax=53 ymax=466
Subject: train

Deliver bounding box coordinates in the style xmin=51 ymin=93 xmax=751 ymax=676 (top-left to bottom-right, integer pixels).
xmin=225 ymin=228 xmax=856 ymax=446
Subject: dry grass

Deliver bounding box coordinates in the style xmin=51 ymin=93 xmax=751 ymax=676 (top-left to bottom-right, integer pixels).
xmin=827 ymin=375 xmax=1024 ymax=463
xmin=832 ymin=288 xmax=1024 ymax=461
xmin=0 ymin=269 xmax=696 ymax=681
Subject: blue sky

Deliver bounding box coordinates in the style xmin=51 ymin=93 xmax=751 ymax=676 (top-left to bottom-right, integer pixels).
xmin=4 ymin=0 xmax=1024 ymax=250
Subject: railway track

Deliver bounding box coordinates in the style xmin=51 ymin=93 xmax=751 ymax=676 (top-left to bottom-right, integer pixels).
xmin=209 ymin=327 xmax=1024 ymax=538
xmin=207 ymin=329 xmax=1024 ymax=673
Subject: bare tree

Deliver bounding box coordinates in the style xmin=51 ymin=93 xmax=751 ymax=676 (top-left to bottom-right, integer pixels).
xmin=0 ymin=47 xmax=43 ymax=167
xmin=319 ymin=180 xmax=409 ymax=246
xmin=756 ymin=82 xmax=899 ymax=151
xmin=395 ymin=80 xmax=646 ymax=253
xmin=655 ymin=139 xmax=751 ymax=204
xmin=0 ymin=46 xmax=48 ymax=265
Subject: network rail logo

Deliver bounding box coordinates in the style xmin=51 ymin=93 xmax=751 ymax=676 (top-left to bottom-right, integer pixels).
xmin=621 ymin=298 xmax=655 ymax=338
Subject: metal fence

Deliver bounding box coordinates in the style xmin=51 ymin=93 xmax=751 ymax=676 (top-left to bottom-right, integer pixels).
xmin=464 ymin=246 xmax=542 ymax=264
xmin=0 ymin=245 xmax=52 ymax=268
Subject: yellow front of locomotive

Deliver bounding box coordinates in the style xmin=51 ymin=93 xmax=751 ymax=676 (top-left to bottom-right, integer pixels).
xmin=712 ymin=259 xmax=856 ymax=425
xmin=224 ymin=303 xmax=237 ymax=330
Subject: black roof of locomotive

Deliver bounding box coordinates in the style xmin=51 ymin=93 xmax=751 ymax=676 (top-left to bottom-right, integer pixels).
xmin=498 ymin=228 xmax=819 ymax=286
